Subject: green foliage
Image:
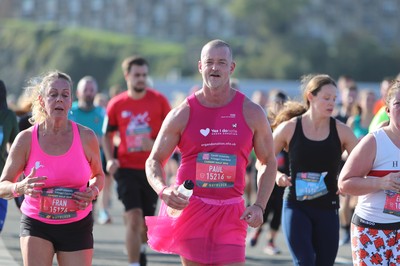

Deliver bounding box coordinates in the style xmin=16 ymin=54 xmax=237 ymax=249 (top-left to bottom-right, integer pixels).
xmin=0 ymin=19 xmax=184 ymax=95
xmin=1 ymin=6 xmax=400 ymax=99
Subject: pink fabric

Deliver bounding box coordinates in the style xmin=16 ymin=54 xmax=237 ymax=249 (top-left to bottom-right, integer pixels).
xmin=146 ymin=196 xmax=247 ymax=264
xmin=177 ymin=91 xmax=253 ymax=199
xmin=21 ymin=121 xmax=92 ymax=224
xmin=146 ymin=90 xmax=254 ymax=263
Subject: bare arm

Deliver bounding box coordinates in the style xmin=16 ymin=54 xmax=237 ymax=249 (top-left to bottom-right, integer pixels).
xmin=338 ymin=132 xmax=400 ymax=195
xmin=80 ymin=125 xmax=105 ymax=194
xmin=71 ymin=125 xmax=105 ymax=208
xmin=145 ymin=101 xmax=189 ymax=210
xmin=337 ymin=120 xmax=358 ymax=155
xmin=240 ymin=99 xmax=277 ymax=228
xmin=101 ymin=116 xmax=119 ymax=175
xmin=272 ymin=119 xmax=296 ymax=187
xmin=0 ymin=130 xmax=46 ymax=199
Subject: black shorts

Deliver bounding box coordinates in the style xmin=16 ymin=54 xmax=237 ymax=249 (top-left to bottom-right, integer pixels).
xmin=20 ymin=213 xmax=94 ymax=252
xmin=114 ymin=168 xmax=158 ymax=216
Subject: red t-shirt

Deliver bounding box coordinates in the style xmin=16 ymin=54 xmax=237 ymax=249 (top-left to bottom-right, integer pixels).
xmin=105 ymin=89 xmax=171 ymax=169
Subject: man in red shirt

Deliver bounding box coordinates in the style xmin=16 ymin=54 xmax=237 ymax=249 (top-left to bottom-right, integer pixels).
xmin=102 ymin=56 xmax=171 ymax=266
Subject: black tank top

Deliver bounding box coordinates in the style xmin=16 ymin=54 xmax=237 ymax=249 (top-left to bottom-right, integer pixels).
xmin=284 ymin=116 xmax=342 ymax=209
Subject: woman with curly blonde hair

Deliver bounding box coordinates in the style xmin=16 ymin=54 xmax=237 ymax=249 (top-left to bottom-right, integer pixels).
xmin=0 ymin=70 xmax=104 ymax=266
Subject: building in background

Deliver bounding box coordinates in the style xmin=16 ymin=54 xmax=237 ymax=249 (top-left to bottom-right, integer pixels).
xmin=0 ymin=0 xmax=235 ymax=42
xmin=0 ymin=0 xmax=399 ymax=46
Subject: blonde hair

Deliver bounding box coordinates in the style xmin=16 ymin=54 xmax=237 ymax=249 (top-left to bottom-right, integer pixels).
xmin=25 ymin=70 xmax=72 ymax=125
xmin=385 ymin=80 xmax=400 ymax=107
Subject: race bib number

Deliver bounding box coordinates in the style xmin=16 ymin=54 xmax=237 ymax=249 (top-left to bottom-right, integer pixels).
xmin=295 ymin=172 xmax=328 ymax=201
xmin=40 ymin=187 xmax=79 ymax=219
xmin=383 ymin=190 xmax=400 ymax=217
xmin=195 ymin=152 xmax=236 ymax=188
xmin=126 ymin=125 xmax=151 ymax=152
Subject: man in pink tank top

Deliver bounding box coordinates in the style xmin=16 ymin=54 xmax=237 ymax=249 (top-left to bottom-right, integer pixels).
xmin=145 ymin=39 xmax=277 ymax=265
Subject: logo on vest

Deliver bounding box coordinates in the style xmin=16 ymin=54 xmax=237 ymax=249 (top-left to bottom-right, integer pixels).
xmin=221 ymin=113 xmax=236 ymax=119
xmin=35 ymin=161 xmax=44 ymax=169
xmin=200 ymin=128 xmax=210 ymax=137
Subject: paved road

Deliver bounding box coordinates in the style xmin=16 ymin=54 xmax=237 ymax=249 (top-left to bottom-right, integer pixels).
xmin=1 ymin=193 xmax=353 ymax=266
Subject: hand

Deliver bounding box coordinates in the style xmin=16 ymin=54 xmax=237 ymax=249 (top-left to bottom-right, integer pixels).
xmin=161 ymin=186 xmax=190 ymax=210
xmin=240 ymin=205 xmax=264 ymax=228
xmin=73 ymin=187 xmax=97 ymax=210
xmin=380 ymin=172 xmax=400 ymax=192
xmin=106 ymin=159 xmax=119 ymax=175
xmin=18 ymin=167 xmax=47 ymax=198
xmin=276 ymin=174 xmax=292 ymax=187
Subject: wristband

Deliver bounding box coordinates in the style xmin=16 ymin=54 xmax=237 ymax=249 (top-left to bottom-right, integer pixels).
xmin=11 ymin=183 xmax=20 ymax=198
xmin=253 ymin=203 xmax=265 ymax=214
xmin=158 ymin=186 xmax=168 ymax=199
xmin=91 ymin=185 xmax=100 ymax=196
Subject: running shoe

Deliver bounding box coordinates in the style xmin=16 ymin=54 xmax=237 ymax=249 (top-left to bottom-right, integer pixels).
xmin=97 ymin=210 xmax=112 ymax=225
xmin=339 ymin=233 xmax=351 ymax=246
xmin=263 ymin=242 xmax=281 ymax=255
xmin=249 ymin=228 xmax=262 ymax=247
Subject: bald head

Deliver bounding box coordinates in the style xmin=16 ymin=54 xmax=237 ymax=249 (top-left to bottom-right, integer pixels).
xmin=76 ymin=76 xmax=98 ymax=108
xmin=201 ymin=39 xmax=233 ymax=61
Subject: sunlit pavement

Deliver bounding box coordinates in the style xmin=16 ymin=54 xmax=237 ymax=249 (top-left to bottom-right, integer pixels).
xmin=1 ymin=194 xmax=353 ymax=266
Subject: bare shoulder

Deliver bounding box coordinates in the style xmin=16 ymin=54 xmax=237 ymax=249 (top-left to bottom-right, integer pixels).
xmin=359 ymin=132 xmax=376 ymax=147
xmin=273 ymin=116 xmax=297 ymax=136
xmin=76 ymin=123 xmax=97 ymax=144
xmin=243 ymin=97 xmax=265 ymax=115
xmin=13 ymin=128 xmax=33 ymax=148
xmin=7 ymin=128 xmax=33 ymax=160
xmin=348 ymin=132 xmax=376 ymax=159
xmin=163 ymin=99 xmax=190 ymax=132
xmin=335 ymin=118 xmax=356 ymax=139
xmin=243 ymin=97 xmax=267 ymax=130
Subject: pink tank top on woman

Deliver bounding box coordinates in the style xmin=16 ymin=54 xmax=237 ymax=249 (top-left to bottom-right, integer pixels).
xmin=21 ymin=121 xmax=92 ymax=224
xmin=177 ymin=90 xmax=253 ymax=199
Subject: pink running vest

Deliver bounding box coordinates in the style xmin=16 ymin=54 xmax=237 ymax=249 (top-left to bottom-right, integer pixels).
xmin=21 ymin=121 xmax=92 ymax=224
xmin=177 ymin=91 xmax=253 ymax=199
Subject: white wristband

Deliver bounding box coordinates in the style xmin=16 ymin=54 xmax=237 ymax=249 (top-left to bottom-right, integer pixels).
xmin=92 ymin=185 xmax=100 ymax=197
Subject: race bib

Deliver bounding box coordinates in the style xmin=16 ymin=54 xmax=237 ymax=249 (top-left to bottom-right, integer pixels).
xmin=40 ymin=187 xmax=79 ymax=219
xmin=383 ymin=190 xmax=400 ymax=217
xmin=295 ymin=172 xmax=328 ymax=201
xmin=126 ymin=125 xmax=151 ymax=152
xmin=195 ymin=152 xmax=236 ymax=188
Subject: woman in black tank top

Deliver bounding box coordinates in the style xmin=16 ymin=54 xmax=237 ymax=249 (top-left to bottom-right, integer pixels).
xmin=272 ymin=74 xmax=357 ymax=266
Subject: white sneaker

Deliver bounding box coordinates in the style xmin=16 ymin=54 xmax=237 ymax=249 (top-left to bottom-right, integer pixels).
xmin=97 ymin=210 xmax=112 ymax=225
xmin=263 ymin=243 xmax=281 ymax=255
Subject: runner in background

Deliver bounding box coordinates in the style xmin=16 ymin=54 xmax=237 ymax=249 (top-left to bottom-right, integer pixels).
xmin=69 ymin=76 xmax=112 ymax=225
xmin=0 ymin=80 xmax=19 ymax=232
xmin=338 ymin=88 xmax=376 ymax=246
xmin=102 ymin=56 xmax=171 ymax=266
xmin=250 ymin=89 xmax=288 ymax=255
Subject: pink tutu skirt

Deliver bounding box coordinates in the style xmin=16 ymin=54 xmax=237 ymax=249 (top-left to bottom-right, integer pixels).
xmin=145 ymin=196 xmax=247 ymax=264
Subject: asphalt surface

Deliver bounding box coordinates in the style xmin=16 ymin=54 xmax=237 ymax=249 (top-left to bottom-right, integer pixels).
xmin=0 ymin=192 xmax=353 ymax=266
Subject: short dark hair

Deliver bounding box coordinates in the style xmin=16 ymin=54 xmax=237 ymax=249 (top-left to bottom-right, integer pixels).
xmin=121 ymin=56 xmax=148 ymax=74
